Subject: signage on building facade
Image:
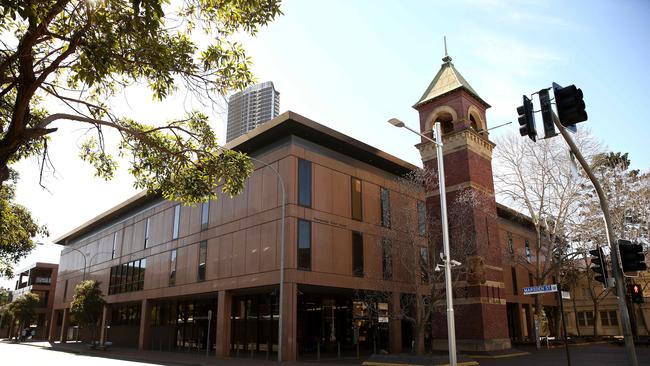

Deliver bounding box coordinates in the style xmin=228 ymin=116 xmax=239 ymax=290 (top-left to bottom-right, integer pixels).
xmin=522 ymin=284 xmax=558 ymax=295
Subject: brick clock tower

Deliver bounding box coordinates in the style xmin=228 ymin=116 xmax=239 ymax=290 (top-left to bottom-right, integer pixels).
xmin=414 ymin=52 xmax=511 ymax=351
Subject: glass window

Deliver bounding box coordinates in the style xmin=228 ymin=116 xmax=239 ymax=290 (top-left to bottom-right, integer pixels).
xmin=525 ymin=239 xmax=532 ymax=262
xmin=586 ymin=311 xmax=594 ymax=326
xmin=351 ymin=177 xmax=363 ymax=220
xmin=380 ymin=187 xmax=391 ymax=227
xmin=382 ymin=238 xmax=392 ymax=280
xmin=600 ymin=311 xmax=610 ymax=326
xmin=170 ymin=249 xmax=178 ymax=286
xmin=352 ymin=231 xmax=364 ymax=277
xmin=111 ymin=232 xmax=118 ymax=259
xmin=201 ymin=201 xmax=209 ymax=230
xmin=420 ymin=247 xmax=429 ymax=283
xmin=173 ymin=204 xmax=181 ymax=239
xmin=144 ymin=217 xmax=150 ymax=248
xmin=297 ymin=219 xmax=311 ymax=270
xmin=528 ymin=272 xmax=534 ymax=286
xmin=63 ymin=279 xmax=68 ymax=300
xmin=298 ymin=159 xmax=312 ymax=207
xmin=139 ymin=258 xmax=147 ymax=290
xmin=609 ymin=311 xmax=618 ymax=326
xmin=417 ymin=201 xmax=426 ymax=236
xmin=507 ymin=232 xmax=514 ymax=254
xmin=198 ymin=241 xmax=207 ymax=281
xmin=511 ymin=267 xmax=518 ymax=295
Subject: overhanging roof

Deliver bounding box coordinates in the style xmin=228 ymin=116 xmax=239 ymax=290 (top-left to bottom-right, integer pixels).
xmin=55 ymin=111 xmax=420 ymax=245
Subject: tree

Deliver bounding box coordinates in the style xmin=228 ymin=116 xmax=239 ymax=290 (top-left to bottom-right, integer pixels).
xmin=7 ymin=292 xmax=39 ymax=342
xmin=570 ymin=152 xmax=650 ymax=337
xmin=69 ymin=280 xmax=106 ymax=346
xmin=0 ymin=0 xmax=283 ymax=276
xmin=494 ymin=131 xmax=600 ymax=347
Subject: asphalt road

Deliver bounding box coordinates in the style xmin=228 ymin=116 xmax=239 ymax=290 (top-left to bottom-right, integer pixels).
xmin=476 ymin=343 xmax=650 ymax=366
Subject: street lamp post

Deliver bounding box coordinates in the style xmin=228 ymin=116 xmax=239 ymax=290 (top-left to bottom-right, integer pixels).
xmin=388 ymin=118 xmax=458 ymax=366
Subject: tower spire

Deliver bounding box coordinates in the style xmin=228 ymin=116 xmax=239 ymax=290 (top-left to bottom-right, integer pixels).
xmin=442 ymin=35 xmax=452 ymax=63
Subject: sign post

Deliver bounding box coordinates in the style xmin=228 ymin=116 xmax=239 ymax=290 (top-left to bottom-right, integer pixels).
xmin=523 ymin=284 xmax=571 ymax=366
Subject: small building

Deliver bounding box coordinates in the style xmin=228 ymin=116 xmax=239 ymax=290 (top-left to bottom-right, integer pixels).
xmin=226 ymin=81 xmax=281 ymax=142
xmin=7 ymin=262 xmax=58 ymax=339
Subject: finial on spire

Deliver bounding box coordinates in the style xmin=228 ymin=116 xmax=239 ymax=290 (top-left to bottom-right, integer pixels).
xmin=442 ymin=35 xmax=452 ymax=63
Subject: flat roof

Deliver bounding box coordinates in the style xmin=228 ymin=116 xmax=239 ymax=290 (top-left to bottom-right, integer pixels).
xmin=55 ymin=111 xmax=420 ymax=245
xmin=15 ymin=262 xmax=59 ymax=274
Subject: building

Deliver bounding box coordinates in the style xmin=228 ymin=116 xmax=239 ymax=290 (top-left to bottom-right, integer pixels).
xmin=5 ymin=262 xmax=58 ymax=339
xmin=50 ymin=53 xmax=558 ymax=359
xmin=226 ymin=81 xmax=280 ymax=142
xmin=563 ymin=268 xmax=650 ymax=338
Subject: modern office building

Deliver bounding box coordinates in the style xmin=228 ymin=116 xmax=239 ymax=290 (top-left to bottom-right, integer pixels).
xmin=50 ymin=54 xmax=565 ymax=360
xmin=6 ymin=262 xmax=58 ymax=339
xmin=226 ymin=81 xmax=280 ymax=142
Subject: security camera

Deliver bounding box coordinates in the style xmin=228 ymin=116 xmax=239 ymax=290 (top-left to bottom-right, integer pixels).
xmin=450 ymin=260 xmax=462 ymax=266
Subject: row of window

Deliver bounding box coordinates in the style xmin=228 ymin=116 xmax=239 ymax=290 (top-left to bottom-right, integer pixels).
xmin=506 ymin=232 xmax=533 ymax=262
xmin=108 ymin=258 xmax=147 ymax=295
xmin=299 ymin=158 xmax=426 ymax=231
xmin=576 ymin=310 xmax=619 ymax=327
xmin=168 ymin=240 xmax=208 ymax=287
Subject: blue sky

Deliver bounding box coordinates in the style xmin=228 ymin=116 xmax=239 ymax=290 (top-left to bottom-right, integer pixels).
xmin=3 ymin=0 xmax=650 ymax=288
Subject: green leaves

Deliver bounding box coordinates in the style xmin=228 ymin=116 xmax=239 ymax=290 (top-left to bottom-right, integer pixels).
xmin=70 ymin=280 xmax=106 ymax=327
xmin=6 ymin=292 xmax=40 ymax=326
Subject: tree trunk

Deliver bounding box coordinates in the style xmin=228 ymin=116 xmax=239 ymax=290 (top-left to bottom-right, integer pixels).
xmin=534 ymin=294 xmax=541 ymax=349
xmin=592 ymin=300 xmax=599 ymax=338
xmin=572 ymin=294 xmax=581 ymax=337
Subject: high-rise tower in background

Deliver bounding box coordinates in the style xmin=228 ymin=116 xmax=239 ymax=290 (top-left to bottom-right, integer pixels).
xmin=226 ymin=81 xmax=280 ymax=142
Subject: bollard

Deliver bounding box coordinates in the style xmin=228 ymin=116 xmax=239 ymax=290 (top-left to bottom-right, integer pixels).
xmin=337 ymin=341 xmax=341 ymax=359
xmin=250 ymin=344 xmax=254 ymax=358
xmin=236 ymin=343 xmax=240 ymax=357
xmin=317 ymin=340 xmax=320 ymax=360
xmin=373 ymin=338 xmax=377 ymax=354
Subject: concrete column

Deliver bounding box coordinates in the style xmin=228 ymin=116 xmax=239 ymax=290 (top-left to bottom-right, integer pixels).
xmin=281 ymin=282 xmax=298 ymax=361
xmin=216 ymin=290 xmax=232 ymax=357
xmin=138 ymin=299 xmax=151 ymax=350
xmin=389 ymin=291 xmax=402 ymax=354
xmin=47 ymin=310 xmax=58 ymax=342
xmin=60 ymin=308 xmax=70 ymax=343
xmin=99 ymin=305 xmax=108 ymax=345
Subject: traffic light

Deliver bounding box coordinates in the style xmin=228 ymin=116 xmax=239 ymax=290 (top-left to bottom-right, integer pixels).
xmin=589 ymin=246 xmax=608 ymax=285
xmin=553 ymin=82 xmax=587 ymax=126
xmin=629 ymin=283 xmax=644 ymax=304
xmin=619 ymin=239 xmax=648 ymax=272
xmin=517 ymin=95 xmax=536 ymax=141
xmin=538 ymin=88 xmax=557 ymax=139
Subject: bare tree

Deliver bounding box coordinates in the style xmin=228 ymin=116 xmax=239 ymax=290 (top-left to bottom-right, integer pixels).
xmin=494 ymin=131 xmax=600 ymax=346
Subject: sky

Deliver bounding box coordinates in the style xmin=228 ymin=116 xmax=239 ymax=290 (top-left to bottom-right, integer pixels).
xmin=3 ymin=0 xmax=650 ymax=288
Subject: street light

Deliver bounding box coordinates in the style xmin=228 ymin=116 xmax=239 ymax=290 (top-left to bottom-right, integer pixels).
xmin=388 ymin=118 xmax=458 ymax=366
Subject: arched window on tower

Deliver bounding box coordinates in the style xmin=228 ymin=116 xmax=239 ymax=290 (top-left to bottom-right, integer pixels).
xmin=469 ymin=114 xmax=479 ymax=131
xmin=436 ymin=112 xmax=454 ymax=135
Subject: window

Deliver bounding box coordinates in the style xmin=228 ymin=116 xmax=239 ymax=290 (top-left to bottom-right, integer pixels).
xmin=507 ymin=232 xmax=514 ymax=254
xmin=582 ymin=288 xmax=591 ymax=299
xmin=63 ymin=279 xmax=69 ymax=301
xmin=144 ymin=217 xmax=150 ymax=248
xmin=601 ymin=311 xmax=618 ymax=326
xmin=298 ymin=159 xmax=312 ymax=207
xmin=352 ymin=231 xmax=364 ymax=277
xmin=380 ymin=187 xmax=391 ymax=227
xmin=382 ymin=238 xmax=392 ymax=280
xmin=577 ymin=311 xmax=594 ymax=327
xmin=169 ymin=249 xmax=177 ymax=286
xmin=417 ymin=201 xmax=426 ymax=236
xmin=297 ymin=219 xmax=311 ymax=270
xmin=198 ymin=241 xmax=207 ymax=281
xmin=524 ymin=239 xmax=532 ymax=262
xmin=201 ymin=201 xmax=209 ymax=230
xmin=172 ymin=204 xmax=181 ymax=239
xmin=420 ymin=247 xmax=430 ymax=283
xmin=351 ymin=177 xmax=363 ymax=221
xmin=511 ymin=267 xmax=518 ymax=295
xmin=108 ymin=258 xmax=146 ymax=294
xmin=528 ymin=272 xmax=534 ymax=286
xmin=111 ymin=232 xmax=118 ymax=259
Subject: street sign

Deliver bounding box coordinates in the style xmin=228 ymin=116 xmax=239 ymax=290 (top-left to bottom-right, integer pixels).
xmin=523 ymin=284 xmax=558 ymax=295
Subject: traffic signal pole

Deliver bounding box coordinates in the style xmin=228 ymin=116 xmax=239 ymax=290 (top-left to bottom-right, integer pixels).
xmin=551 ymin=112 xmax=638 ymax=366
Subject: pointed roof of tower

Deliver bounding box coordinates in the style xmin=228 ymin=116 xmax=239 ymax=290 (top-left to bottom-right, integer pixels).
xmin=413 ymin=53 xmax=490 ymax=109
